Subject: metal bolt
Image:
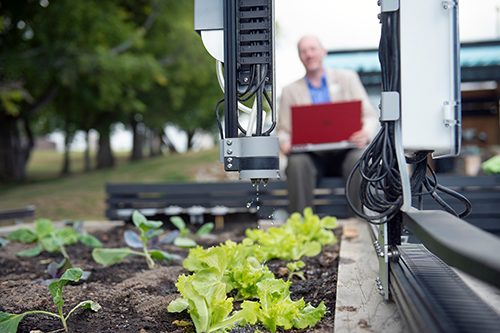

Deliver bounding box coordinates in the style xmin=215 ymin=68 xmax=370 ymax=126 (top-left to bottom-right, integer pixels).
xmin=227 ymin=163 xmax=233 ymax=169
xmin=227 ymin=140 xmax=232 ymax=146
xmin=227 ymin=149 xmax=232 ymax=155
xmin=227 ymin=157 xmax=233 ymax=163
xmin=243 ymin=77 xmax=249 ymax=83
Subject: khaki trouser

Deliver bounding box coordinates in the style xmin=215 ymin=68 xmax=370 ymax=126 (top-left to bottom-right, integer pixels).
xmin=285 ymin=149 xmax=364 ymax=217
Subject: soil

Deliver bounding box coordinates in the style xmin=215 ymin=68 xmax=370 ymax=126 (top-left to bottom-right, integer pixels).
xmin=0 ymin=219 xmax=341 ymax=333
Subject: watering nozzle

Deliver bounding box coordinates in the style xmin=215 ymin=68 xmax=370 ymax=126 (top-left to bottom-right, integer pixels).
xmin=219 ymin=136 xmax=280 ymax=183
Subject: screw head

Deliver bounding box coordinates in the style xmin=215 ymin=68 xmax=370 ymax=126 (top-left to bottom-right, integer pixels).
xmin=227 ymin=163 xmax=233 ymax=169
xmin=227 ymin=157 xmax=233 ymax=163
xmin=227 ymin=140 xmax=232 ymax=146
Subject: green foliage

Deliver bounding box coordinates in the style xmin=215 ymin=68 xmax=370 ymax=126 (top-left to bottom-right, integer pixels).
xmin=7 ymin=219 xmax=102 ymax=260
xmin=0 ymin=268 xmax=101 ymax=333
xmin=286 ymin=260 xmax=306 ymax=281
xmin=170 ymin=216 xmax=214 ymax=248
xmin=92 ymin=210 xmax=178 ymax=269
xmin=168 ymin=247 xmax=258 ymax=333
xmin=245 ymin=207 xmax=338 ymax=261
xmin=241 ymin=279 xmax=327 ymax=332
xmin=482 ymin=155 xmax=500 ymax=174
xmin=169 ymin=208 xmax=334 ymax=332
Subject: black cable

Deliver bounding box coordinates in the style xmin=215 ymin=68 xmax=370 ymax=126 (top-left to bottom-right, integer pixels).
xmin=215 ymin=98 xmax=225 ymax=140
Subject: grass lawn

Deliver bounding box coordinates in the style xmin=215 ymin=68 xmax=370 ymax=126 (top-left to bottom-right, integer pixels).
xmin=0 ymin=148 xmax=220 ymax=222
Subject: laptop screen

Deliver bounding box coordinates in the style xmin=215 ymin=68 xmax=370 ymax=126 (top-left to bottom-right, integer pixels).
xmin=291 ymin=100 xmax=362 ymax=152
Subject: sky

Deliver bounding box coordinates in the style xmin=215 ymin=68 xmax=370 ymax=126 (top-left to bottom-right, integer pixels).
xmin=274 ymin=0 xmax=500 ymax=93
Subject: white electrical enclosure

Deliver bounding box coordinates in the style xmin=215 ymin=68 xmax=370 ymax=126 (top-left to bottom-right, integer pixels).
xmin=400 ymin=0 xmax=461 ymax=157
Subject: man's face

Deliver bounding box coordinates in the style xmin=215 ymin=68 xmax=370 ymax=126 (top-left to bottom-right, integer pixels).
xmin=298 ymin=37 xmax=326 ymax=73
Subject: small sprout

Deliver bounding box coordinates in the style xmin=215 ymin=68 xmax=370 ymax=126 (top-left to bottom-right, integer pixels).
xmin=0 ymin=237 xmax=9 ymax=247
xmin=169 ymin=216 xmax=214 ymax=248
xmin=0 ymin=268 xmax=101 ymax=333
xmin=286 ymin=260 xmax=306 ymax=281
xmin=92 ymin=210 xmax=181 ymax=269
xmin=7 ymin=218 xmax=102 ymax=261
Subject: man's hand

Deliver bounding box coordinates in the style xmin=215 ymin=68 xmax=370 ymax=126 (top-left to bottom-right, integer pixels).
xmin=349 ymin=129 xmax=370 ymax=148
xmin=280 ymin=139 xmax=292 ymax=155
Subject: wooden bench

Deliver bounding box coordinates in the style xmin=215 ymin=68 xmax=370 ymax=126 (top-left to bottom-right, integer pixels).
xmin=105 ymin=175 xmax=500 ymax=235
xmin=0 ymin=205 xmax=36 ymax=224
xmin=105 ymin=177 xmax=347 ymax=227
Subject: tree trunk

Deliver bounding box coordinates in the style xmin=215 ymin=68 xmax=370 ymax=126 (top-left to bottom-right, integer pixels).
xmin=130 ymin=118 xmax=144 ymax=161
xmin=61 ymin=124 xmax=73 ymax=175
xmin=0 ymin=113 xmax=33 ymax=183
xmin=97 ymin=130 xmax=115 ymax=169
xmin=84 ymin=130 xmax=91 ymax=172
xmin=187 ymin=129 xmax=196 ymax=150
xmin=162 ymin=128 xmax=178 ymax=154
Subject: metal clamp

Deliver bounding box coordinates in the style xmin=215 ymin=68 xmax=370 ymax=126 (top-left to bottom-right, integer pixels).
xmin=442 ymin=1 xmax=458 ymax=9
xmin=380 ymin=0 xmax=399 ymax=12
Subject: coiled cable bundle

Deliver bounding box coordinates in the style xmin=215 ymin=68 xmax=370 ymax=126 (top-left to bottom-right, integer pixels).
xmin=346 ymin=10 xmax=471 ymax=224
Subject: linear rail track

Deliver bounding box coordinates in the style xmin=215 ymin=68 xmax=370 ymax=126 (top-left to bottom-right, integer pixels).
xmin=390 ymin=243 xmax=500 ymax=332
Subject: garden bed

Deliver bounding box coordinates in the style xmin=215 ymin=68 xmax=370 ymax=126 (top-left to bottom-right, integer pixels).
xmin=0 ymin=219 xmax=341 ymax=333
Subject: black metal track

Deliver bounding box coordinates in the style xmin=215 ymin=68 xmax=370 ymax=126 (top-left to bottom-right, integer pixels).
xmin=390 ymin=243 xmax=500 ymax=333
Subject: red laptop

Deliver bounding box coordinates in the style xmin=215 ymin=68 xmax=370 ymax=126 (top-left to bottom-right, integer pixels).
xmin=291 ymin=100 xmax=362 ymax=153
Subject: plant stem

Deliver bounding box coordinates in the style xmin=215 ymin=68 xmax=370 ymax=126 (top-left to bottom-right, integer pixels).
xmin=24 ymin=310 xmax=67 ymax=331
xmin=57 ymin=304 xmax=68 ymax=332
xmin=143 ymin=243 xmax=155 ymax=269
xmin=59 ymin=245 xmax=70 ymax=261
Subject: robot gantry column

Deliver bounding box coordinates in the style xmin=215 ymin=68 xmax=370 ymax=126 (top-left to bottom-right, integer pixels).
xmin=194 ymin=0 xmax=280 ymax=186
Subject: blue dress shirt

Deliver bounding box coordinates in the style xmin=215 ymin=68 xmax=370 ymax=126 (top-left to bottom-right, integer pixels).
xmin=305 ymin=72 xmax=330 ymax=104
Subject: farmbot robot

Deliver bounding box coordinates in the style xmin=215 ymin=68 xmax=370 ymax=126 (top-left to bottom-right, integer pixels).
xmin=194 ymin=0 xmax=469 ymax=300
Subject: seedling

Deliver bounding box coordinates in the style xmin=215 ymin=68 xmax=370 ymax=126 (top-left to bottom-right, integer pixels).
xmin=169 ymin=216 xmax=214 ymax=248
xmin=92 ymin=210 xmax=181 ymax=269
xmin=34 ymin=258 xmax=91 ymax=286
xmin=7 ymin=218 xmax=103 ymax=260
xmin=0 ymin=268 xmax=101 ymax=333
xmin=0 ymin=237 xmax=8 ymax=247
xmin=286 ymin=260 xmax=306 ymax=281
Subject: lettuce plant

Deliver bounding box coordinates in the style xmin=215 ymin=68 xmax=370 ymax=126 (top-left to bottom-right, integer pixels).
xmin=169 ymin=208 xmax=334 ymax=332
xmin=7 ymin=218 xmax=102 ymax=260
xmin=168 ymin=247 xmax=257 ymax=332
xmin=245 ymin=207 xmax=338 ymax=261
xmin=0 ymin=268 xmax=101 ymax=333
xmin=286 ymin=260 xmax=306 ymax=281
xmin=184 ymin=240 xmax=273 ymax=301
xmin=92 ymin=210 xmax=180 ymax=269
xmin=169 ymin=216 xmax=214 ymax=248
xmin=241 ymin=278 xmax=327 ymax=332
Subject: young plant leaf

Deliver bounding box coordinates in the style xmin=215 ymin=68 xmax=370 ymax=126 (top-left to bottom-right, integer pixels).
xmin=195 ymin=222 xmax=214 ymax=237
xmin=150 ymin=249 xmax=180 ymax=261
xmin=146 ymin=228 xmax=164 ymax=241
xmin=0 ymin=312 xmax=29 ymax=333
xmin=158 ymin=230 xmax=179 ymax=245
xmin=7 ymin=228 xmax=38 ymax=243
xmin=92 ymin=248 xmax=139 ymax=266
xmin=132 ymin=210 xmax=163 ymax=231
xmin=78 ymin=300 xmax=102 ymax=312
xmin=174 ymin=237 xmax=197 ymax=248
xmin=78 ymin=233 xmax=103 ymax=248
xmin=16 ymin=245 xmax=43 ymax=257
xmin=124 ymin=230 xmax=144 ymax=248
xmin=132 ymin=210 xmax=148 ymax=229
xmin=170 ymin=216 xmax=186 ymax=231
xmin=36 ymin=219 xmax=55 ymax=239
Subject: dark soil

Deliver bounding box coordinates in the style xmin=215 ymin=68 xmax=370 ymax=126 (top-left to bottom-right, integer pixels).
xmin=0 ymin=220 xmax=341 ymax=333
